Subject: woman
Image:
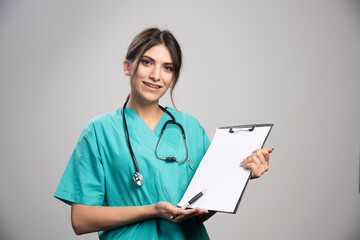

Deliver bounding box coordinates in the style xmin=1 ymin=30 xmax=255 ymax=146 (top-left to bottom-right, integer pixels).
xmin=54 ymin=28 xmax=273 ymax=239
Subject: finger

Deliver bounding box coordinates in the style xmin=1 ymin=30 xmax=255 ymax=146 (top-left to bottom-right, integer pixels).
xmin=243 ymin=149 xmax=264 ymax=164
xmin=175 ymin=207 xmax=198 ymax=217
xmin=172 ymin=209 xmax=185 ymax=217
xmin=242 ymin=155 xmax=264 ymax=171
xmin=244 ymin=162 xmax=262 ymax=178
xmin=254 ymin=150 xmax=269 ymax=172
xmin=194 ymin=209 xmax=209 ymax=215
xmin=241 ymin=154 xmax=253 ymax=165
xmin=166 ymin=203 xmax=188 ymax=218
xmin=262 ymin=149 xmax=271 ymax=162
xmin=253 ymin=148 xmax=273 ymax=156
xmin=262 ymin=148 xmax=274 ymax=155
xmin=251 ymin=167 xmax=262 ymax=178
xmin=172 ymin=208 xmax=198 ymax=222
xmin=262 ymin=148 xmax=274 ymax=166
xmin=252 ymin=156 xmax=266 ymax=173
xmin=175 ymin=208 xmax=208 ymax=222
xmin=169 ymin=208 xmax=186 ymax=221
xmin=243 ymin=161 xmax=265 ymax=178
xmin=179 ymin=208 xmax=207 ymax=218
xmin=254 ymin=150 xmax=266 ymax=165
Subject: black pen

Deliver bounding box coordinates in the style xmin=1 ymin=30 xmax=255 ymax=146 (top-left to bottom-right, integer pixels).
xmin=170 ymin=189 xmax=207 ymax=219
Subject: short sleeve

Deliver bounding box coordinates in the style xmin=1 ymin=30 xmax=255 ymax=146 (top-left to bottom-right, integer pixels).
xmin=54 ymin=122 xmax=105 ymax=206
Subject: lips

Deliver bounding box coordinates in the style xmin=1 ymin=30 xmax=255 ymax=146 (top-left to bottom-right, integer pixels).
xmin=143 ymin=82 xmax=161 ymax=89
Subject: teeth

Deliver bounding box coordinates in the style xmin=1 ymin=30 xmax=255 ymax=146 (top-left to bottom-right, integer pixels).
xmin=144 ymin=82 xmax=160 ymax=89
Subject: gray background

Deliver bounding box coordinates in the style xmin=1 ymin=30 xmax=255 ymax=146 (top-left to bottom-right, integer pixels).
xmin=1 ymin=0 xmax=359 ymax=239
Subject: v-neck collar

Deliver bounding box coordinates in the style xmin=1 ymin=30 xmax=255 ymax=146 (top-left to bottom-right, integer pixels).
xmin=124 ymin=106 xmax=171 ymax=137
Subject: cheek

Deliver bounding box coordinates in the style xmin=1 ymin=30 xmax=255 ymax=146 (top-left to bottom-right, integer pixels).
xmin=136 ymin=64 xmax=151 ymax=78
xmin=130 ymin=76 xmax=143 ymax=92
xmin=163 ymin=73 xmax=174 ymax=86
xmin=130 ymin=69 xmax=148 ymax=86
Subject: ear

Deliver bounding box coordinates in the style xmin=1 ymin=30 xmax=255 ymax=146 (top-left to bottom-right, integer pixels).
xmin=123 ymin=60 xmax=131 ymax=76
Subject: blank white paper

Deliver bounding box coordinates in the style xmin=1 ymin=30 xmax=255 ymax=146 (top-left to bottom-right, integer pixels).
xmin=178 ymin=125 xmax=272 ymax=213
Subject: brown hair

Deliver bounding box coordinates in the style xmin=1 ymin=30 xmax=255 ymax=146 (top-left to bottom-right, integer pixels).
xmin=126 ymin=27 xmax=182 ymax=108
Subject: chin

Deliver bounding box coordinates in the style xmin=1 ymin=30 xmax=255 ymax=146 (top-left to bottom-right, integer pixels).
xmin=139 ymin=94 xmax=163 ymax=104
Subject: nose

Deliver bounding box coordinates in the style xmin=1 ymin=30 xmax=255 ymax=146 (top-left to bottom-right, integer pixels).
xmin=149 ymin=66 xmax=161 ymax=81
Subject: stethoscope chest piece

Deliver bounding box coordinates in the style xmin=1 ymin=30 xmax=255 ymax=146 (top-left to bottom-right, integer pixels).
xmin=133 ymin=172 xmax=144 ymax=186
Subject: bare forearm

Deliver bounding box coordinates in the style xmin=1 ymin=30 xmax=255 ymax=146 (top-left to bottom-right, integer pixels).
xmin=71 ymin=203 xmax=157 ymax=235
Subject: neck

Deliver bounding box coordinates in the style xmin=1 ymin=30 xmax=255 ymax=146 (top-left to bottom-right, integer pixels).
xmin=126 ymin=94 xmax=164 ymax=130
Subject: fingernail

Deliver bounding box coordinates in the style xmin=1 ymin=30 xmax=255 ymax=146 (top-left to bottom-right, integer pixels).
xmin=179 ymin=209 xmax=185 ymax=214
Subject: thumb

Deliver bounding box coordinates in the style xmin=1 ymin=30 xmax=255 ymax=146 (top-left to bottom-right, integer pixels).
xmin=267 ymin=147 xmax=274 ymax=153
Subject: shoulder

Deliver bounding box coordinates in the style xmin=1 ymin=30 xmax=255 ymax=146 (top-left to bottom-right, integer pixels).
xmin=165 ymin=107 xmax=199 ymax=124
xmin=88 ymin=108 xmax=122 ymax=126
xmin=80 ymin=108 xmax=122 ymax=137
xmin=165 ymin=107 xmax=206 ymax=132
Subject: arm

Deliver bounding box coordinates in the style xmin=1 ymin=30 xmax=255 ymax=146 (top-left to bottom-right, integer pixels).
xmin=71 ymin=203 xmax=156 ymax=235
xmin=71 ymin=201 xmax=208 ymax=235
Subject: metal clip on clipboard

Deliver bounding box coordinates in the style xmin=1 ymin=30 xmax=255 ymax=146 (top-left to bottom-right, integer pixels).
xmin=225 ymin=124 xmax=273 ymax=134
xmin=229 ymin=125 xmax=255 ymax=133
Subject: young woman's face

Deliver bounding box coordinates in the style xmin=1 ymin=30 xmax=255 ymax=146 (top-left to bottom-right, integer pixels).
xmin=124 ymin=44 xmax=175 ymax=105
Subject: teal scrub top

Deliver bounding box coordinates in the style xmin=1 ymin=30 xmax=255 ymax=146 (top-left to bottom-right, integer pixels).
xmin=54 ymin=107 xmax=211 ymax=240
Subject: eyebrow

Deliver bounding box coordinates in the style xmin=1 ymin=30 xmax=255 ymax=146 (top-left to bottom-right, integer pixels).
xmin=142 ymin=55 xmax=174 ymax=65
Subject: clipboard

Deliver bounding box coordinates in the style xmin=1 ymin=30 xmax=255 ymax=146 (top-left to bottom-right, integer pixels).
xmin=178 ymin=123 xmax=273 ymax=213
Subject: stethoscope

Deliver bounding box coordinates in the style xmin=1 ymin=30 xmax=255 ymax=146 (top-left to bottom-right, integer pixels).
xmin=122 ymin=97 xmax=189 ymax=186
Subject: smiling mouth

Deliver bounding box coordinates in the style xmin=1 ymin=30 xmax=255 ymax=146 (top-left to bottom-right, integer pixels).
xmin=143 ymin=82 xmax=161 ymax=89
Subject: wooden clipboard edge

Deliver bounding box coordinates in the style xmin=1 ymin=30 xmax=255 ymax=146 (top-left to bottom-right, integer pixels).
xmin=218 ymin=123 xmax=274 ymax=214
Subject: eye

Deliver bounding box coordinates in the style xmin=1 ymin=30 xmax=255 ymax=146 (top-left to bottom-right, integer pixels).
xmin=164 ymin=65 xmax=174 ymax=72
xmin=141 ymin=59 xmax=152 ymax=66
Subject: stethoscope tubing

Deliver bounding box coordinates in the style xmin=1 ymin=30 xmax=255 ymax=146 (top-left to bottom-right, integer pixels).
xmin=122 ymin=97 xmax=141 ymax=174
xmin=122 ymin=96 xmax=188 ymax=186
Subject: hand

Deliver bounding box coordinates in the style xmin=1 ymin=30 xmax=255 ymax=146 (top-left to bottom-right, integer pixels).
xmin=241 ymin=148 xmax=274 ymax=179
xmin=154 ymin=201 xmax=208 ymax=223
